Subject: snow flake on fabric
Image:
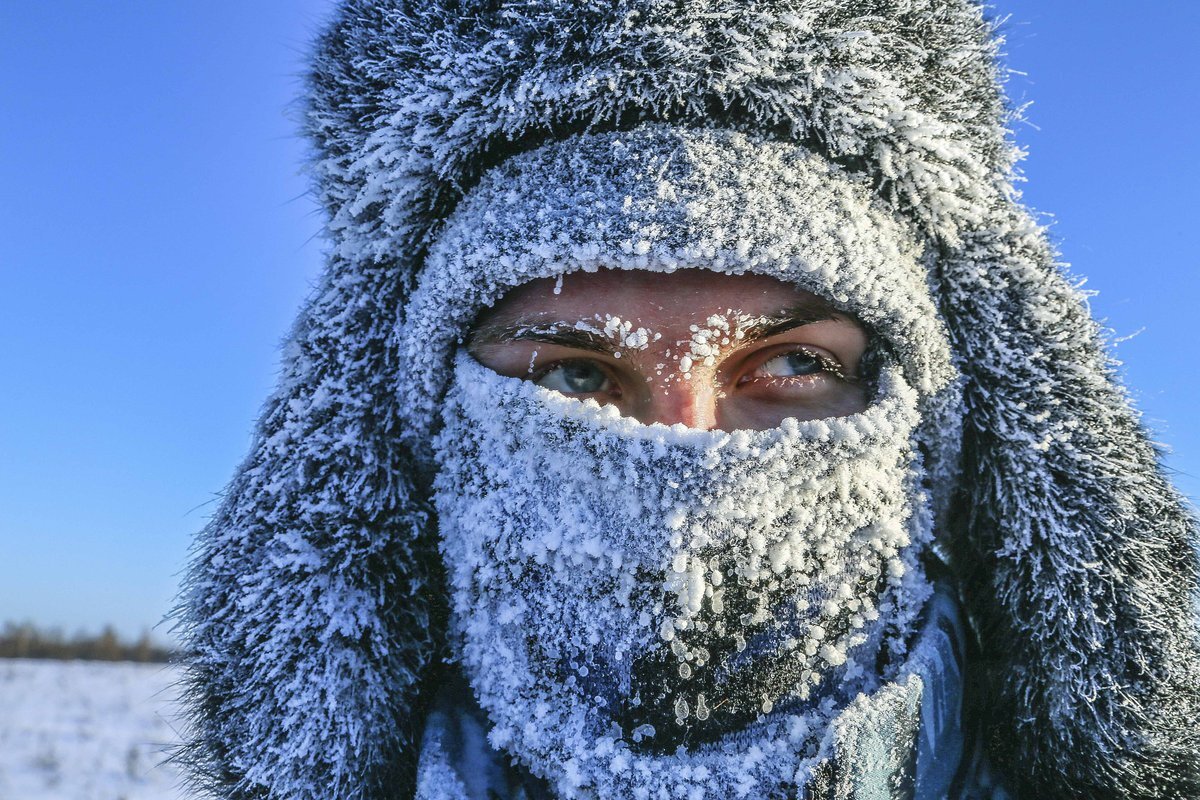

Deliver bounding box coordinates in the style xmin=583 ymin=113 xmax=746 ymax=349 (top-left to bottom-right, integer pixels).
xmin=432 ymin=351 xmax=935 ymax=798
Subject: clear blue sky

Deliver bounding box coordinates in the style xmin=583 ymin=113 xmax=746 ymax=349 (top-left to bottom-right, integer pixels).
xmin=2 ymin=3 xmax=1197 ymax=643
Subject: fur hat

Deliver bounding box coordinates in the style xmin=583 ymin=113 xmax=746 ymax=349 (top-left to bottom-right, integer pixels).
xmin=175 ymin=1 xmax=1200 ymax=798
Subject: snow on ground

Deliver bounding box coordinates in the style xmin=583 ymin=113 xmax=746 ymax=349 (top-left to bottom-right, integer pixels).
xmin=0 ymin=658 xmax=192 ymax=800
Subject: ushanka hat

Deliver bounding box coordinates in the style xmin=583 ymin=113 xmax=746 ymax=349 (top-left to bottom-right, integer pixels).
xmin=175 ymin=2 xmax=1200 ymax=799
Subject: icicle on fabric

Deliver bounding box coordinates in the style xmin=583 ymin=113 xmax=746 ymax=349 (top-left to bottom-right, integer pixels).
xmin=432 ymin=352 xmax=935 ymax=798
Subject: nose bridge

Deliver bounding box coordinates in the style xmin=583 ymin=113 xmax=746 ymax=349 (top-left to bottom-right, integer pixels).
xmin=641 ymin=378 xmax=718 ymax=430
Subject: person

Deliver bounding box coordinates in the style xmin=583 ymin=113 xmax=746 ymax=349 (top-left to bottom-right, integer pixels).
xmin=174 ymin=1 xmax=1200 ymax=799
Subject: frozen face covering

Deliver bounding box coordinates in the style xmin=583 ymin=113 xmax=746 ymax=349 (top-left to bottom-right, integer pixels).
xmin=432 ymin=351 xmax=935 ymax=797
xmin=409 ymin=126 xmax=963 ymax=797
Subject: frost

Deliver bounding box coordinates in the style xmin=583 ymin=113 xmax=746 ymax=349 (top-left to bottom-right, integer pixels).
xmin=182 ymin=0 xmax=1200 ymax=795
xmin=431 ymin=351 xmax=935 ymax=797
xmin=399 ymin=127 xmax=959 ymax=459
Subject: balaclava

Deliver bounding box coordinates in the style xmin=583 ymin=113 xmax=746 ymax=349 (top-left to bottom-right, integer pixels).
xmin=175 ymin=2 xmax=1200 ymax=800
xmin=413 ymin=128 xmax=960 ymax=798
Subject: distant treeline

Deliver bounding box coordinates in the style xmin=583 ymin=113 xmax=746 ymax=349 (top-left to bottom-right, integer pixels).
xmin=0 ymin=622 xmax=176 ymax=663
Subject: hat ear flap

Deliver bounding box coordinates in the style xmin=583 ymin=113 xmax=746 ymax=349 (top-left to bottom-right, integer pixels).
xmin=174 ymin=255 xmax=438 ymax=800
xmin=933 ymin=209 xmax=1200 ymax=799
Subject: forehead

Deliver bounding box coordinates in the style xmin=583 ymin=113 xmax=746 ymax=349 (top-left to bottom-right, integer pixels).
xmin=473 ymin=268 xmax=837 ymax=329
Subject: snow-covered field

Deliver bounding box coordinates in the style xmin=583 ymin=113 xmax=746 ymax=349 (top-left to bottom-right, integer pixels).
xmin=0 ymin=658 xmax=192 ymax=800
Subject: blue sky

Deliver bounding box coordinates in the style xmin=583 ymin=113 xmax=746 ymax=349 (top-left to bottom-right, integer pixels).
xmin=2 ymin=3 xmax=1197 ymax=643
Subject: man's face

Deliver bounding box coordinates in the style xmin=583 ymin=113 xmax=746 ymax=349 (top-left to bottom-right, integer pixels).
xmin=468 ymin=268 xmax=869 ymax=430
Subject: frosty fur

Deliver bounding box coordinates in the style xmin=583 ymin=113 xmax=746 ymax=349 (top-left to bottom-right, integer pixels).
xmin=176 ymin=1 xmax=1200 ymax=799
xmin=432 ymin=353 xmax=931 ymax=797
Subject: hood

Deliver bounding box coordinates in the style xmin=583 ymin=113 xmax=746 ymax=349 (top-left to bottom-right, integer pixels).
xmin=174 ymin=2 xmax=1200 ymax=798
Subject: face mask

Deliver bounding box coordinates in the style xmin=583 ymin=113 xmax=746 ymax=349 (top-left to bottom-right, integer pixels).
xmin=432 ymin=350 xmax=935 ymax=798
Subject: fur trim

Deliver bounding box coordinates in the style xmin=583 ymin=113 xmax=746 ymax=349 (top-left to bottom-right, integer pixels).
xmin=174 ymin=254 xmax=440 ymax=798
xmin=938 ymin=213 xmax=1200 ymax=798
xmin=175 ymin=1 xmax=1200 ymax=798
xmin=307 ymin=0 xmax=1008 ymax=261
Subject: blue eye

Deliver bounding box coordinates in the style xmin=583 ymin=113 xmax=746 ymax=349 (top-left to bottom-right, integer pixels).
xmin=759 ymin=351 xmax=825 ymax=378
xmin=536 ymin=361 xmax=613 ymax=394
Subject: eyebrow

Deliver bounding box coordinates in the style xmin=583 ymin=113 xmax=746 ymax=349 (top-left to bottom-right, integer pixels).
xmin=468 ymin=297 xmax=845 ymax=353
xmin=734 ymin=300 xmax=840 ymax=341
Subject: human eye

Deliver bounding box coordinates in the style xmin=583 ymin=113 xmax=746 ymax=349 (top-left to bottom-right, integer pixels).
xmin=535 ymin=359 xmax=617 ymax=396
xmin=744 ymin=347 xmax=847 ymax=383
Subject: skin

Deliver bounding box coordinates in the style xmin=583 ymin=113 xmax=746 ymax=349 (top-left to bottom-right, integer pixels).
xmin=468 ymin=269 xmax=869 ymax=431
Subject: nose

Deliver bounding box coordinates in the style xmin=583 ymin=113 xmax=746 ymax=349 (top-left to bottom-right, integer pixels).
xmin=636 ymin=381 xmax=719 ymax=430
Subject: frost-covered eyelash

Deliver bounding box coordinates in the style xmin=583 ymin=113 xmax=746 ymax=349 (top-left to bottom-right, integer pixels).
xmin=529 ymin=357 xmax=618 ymax=389
xmin=761 ymin=347 xmax=855 ymax=383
